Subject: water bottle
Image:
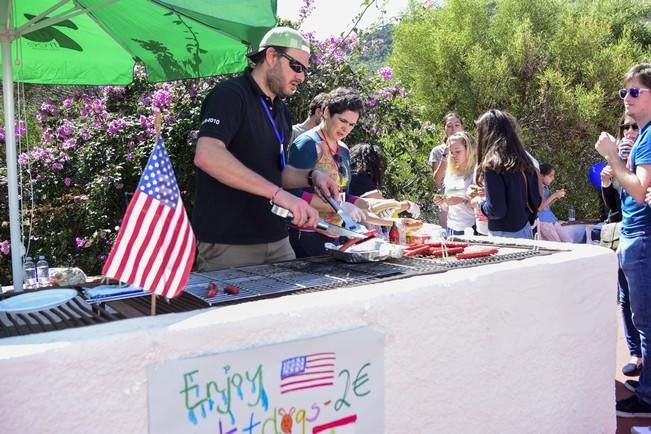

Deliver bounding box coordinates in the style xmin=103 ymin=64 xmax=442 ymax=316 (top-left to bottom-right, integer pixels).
xmin=24 ymin=256 xmax=37 ymax=289
xmin=36 ymin=256 xmax=50 ymax=287
xmin=568 ymin=206 xmax=576 ymax=222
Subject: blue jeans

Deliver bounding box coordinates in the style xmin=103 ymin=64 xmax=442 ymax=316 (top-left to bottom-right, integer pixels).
xmin=619 ymin=231 xmax=651 ymax=403
xmin=619 ymin=267 xmax=642 ymax=357
xmin=489 ymin=222 xmax=533 ymax=239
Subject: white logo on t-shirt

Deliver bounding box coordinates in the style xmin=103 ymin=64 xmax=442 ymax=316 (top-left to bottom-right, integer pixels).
xmin=201 ymin=118 xmax=221 ymax=126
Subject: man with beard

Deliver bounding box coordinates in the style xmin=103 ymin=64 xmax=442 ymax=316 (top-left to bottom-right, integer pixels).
xmin=193 ymin=27 xmax=338 ymax=270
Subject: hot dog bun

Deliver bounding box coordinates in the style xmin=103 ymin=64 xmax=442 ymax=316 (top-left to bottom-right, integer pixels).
xmin=399 ymin=218 xmax=423 ymax=231
xmin=369 ymin=199 xmax=402 ymax=214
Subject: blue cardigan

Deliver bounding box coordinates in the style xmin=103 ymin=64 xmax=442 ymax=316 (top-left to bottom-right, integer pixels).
xmin=480 ymin=169 xmax=541 ymax=232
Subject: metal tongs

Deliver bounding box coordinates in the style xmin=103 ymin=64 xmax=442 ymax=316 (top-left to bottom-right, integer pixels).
xmin=271 ymin=205 xmax=366 ymax=240
xmin=322 ymin=195 xmax=367 ymax=233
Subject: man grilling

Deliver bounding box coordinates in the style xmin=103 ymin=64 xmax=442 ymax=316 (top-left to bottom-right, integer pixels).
xmin=192 ymin=27 xmax=338 ymax=271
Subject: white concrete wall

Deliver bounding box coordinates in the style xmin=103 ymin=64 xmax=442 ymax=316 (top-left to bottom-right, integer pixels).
xmin=0 ymin=240 xmax=618 ymax=433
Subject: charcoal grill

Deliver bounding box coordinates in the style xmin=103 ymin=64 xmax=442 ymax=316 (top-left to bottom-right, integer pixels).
xmin=0 ymin=240 xmax=560 ymax=338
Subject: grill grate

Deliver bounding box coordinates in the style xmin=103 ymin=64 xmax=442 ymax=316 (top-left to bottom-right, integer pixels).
xmin=0 ymin=295 xmax=124 ymax=338
xmin=0 ymin=241 xmax=558 ymax=337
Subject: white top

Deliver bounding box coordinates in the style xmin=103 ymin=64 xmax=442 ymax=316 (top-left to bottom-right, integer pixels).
xmin=444 ymin=173 xmax=475 ymax=231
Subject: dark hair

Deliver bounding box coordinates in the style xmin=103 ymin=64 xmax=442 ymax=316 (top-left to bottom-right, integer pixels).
xmin=324 ymin=87 xmax=364 ymax=116
xmin=248 ymin=46 xmax=287 ymax=66
xmin=349 ymin=143 xmax=385 ymax=188
xmin=309 ymin=93 xmax=328 ymax=115
xmin=475 ymin=109 xmax=535 ymax=174
xmin=442 ymin=112 xmax=464 ymax=141
xmin=539 ymin=163 xmax=555 ymax=176
xmin=624 ymin=63 xmax=651 ymax=89
xmin=442 ymin=111 xmax=464 ymax=127
xmin=616 ymin=112 xmax=638 ymax=141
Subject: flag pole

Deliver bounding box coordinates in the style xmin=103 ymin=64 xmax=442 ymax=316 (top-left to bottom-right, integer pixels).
xmin=150 ymin=111 xmax=162 ymax=316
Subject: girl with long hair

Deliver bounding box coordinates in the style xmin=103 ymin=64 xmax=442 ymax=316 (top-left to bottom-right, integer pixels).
xmin=434 ymin=131 xmax=477 ymax=235
xmin=470 ymin=109 xmax=541 ymax=239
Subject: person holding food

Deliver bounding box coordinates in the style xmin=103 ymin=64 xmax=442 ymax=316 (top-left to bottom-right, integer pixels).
xmin=192 ymin=27 xmax=338 ymax=271
xmin=537 ymin=163 xmax=572 ymax=242
xmin=286 ymin=87 xmax=367 ymax=257
xmin=434 ymin=132 xmax=477 ymax=236
xmin=349 ymin=143 xmax=421 ymax=217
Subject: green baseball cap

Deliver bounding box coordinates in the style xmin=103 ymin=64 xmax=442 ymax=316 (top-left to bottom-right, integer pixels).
xmin=248 ymin=27 xmax=310 ymax=56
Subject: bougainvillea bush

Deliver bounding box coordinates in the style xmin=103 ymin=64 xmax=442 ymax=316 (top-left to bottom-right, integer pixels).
xmin=0 ymin=27 xmax=436 ymax=286
xmin=0 ymin=69 xmax=222 ymax=284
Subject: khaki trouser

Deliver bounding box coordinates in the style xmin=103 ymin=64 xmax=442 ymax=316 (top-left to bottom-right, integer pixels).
xmin=195 ymin=237 xmax=295 ymax=271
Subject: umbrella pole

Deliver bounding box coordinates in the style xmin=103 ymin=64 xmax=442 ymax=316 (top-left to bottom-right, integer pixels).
xmin=1 ymin=39 xmax=24 ymax=292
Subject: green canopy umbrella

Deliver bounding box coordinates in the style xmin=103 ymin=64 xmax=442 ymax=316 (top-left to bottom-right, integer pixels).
xmin=1 ymin=0 xmax=277 ymax=289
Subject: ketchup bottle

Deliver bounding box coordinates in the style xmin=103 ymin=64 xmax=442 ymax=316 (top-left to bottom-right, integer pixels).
xmin=389 ymin=222 xmax=399 ymax=244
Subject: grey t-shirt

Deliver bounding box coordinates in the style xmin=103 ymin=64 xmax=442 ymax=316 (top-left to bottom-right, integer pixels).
xmin=290 ymin=123 xmax=309 ymax=144
xmin=429 ymin=143 xmax=447 ymax=192
xmin=428 ymin=143 xmax=447 ymax=165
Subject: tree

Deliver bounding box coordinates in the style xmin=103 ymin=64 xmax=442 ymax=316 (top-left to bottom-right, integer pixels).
xmin=391 ymin=0 xmax=651 ymax=219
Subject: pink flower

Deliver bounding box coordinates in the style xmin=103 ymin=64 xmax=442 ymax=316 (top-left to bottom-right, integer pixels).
xmin=379 ymin=66 xmax=393 ymax=81
xmin=64 ymin=177 xmax=72 ymax=186
xmin=0 ymin=240 xmax=9 ymax=255
xmin=17 ymin=153 xmax=29 ymax=165
xmin=75 ymin=237 xmax=91 ymax=249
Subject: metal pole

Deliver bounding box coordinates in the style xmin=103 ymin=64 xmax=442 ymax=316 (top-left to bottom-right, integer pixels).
xmin=2 ymin=38 xmax=24 ymax=291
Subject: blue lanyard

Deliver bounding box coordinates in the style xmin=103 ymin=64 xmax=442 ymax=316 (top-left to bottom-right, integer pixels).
xmin=259 ymin=96 xmax=286 ymax=169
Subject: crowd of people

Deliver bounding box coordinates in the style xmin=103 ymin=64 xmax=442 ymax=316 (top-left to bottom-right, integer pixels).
xmin=188 ymin=25 xmax=651 ymax=418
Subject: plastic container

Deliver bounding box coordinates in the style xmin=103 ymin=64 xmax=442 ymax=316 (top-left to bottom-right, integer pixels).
xmin=405 ymin=231 xmax=415 ymax=245
xmin=24 ymin=256 xmax=37 ymax=289
xmin=37 ymin=256 xmax=50 ymax=287
xmin=619 ymin=138 xmax=633 ymax=159
xmin=568 ymin=206 xmax=576 ymax=222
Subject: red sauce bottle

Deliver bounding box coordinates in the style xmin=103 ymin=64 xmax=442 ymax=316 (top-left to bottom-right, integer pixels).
xmin=389 ymin=222 xmax=399 ymax=244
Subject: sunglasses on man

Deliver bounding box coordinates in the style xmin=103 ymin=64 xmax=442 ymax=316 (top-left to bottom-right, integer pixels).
xmin=278 ymin=52 xmax=308 ymax=74
xmin=620 ymin=122 xmax=639 ymax=131
xmin=619 ymin=87 xmax=651 ymax=99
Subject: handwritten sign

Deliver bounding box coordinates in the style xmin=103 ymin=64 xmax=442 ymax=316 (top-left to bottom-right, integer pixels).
xmin=148 ymin=327 xmax=384 ymax=434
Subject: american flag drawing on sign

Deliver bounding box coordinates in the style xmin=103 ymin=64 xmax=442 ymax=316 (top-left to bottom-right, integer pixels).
xmin=279 ymin=352 xmax=336 ymax=394
xmin=102 ymin=137 xmax=196 ymax=298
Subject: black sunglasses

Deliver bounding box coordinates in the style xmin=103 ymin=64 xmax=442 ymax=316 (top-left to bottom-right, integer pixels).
xmin=278 ymin=52 xmax=308 ymax=74
xmin=619 ymin=87 xmax=651 ymax=99
xmin=620 ymin=123 xmax=639 ymax=131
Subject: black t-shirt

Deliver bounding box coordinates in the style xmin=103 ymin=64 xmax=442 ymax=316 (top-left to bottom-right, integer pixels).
xmin=348 ymin=172 xmax=377 ymax=197
xmin=192 ymin=69 xmax=292 ymax=244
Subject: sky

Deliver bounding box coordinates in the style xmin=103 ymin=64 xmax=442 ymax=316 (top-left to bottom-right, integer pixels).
xmin=277 ymin=0 xmax=411 ymax=39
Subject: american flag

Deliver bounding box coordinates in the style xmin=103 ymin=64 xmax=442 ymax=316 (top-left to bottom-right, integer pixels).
xmin=102 ymin=137 xmax=196 ymax=298
xmin=279 ymin=352 xmax=336 ymax=394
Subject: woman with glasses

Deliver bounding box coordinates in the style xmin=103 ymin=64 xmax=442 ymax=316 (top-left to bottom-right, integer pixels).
xmin=286 ymin=87 xmax=367 ymax=257
xmin=596 ymin=63 xmax=651 ymax=418
xmin=469 ymin=109 xmax=541 ymax=239
xmin=600 ymin=113 xmax=642 ymax=379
